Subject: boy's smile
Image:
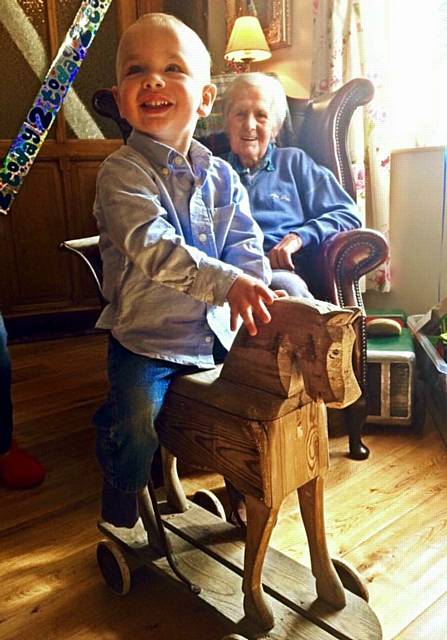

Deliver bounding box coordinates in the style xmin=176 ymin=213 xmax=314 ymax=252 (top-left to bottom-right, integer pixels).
xmin=140 ymin=98 xmax=172 ymax=112
xmin=113 ymin=21 xmax=216 ymax=155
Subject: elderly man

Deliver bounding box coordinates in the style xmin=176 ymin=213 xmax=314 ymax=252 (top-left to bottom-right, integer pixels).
xmin=223 ymin=72 xmax=361 ymax=298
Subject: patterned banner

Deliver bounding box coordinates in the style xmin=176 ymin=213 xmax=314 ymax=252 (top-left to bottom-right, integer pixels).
xmin=0 ymin=0 xmax=113 ymax=215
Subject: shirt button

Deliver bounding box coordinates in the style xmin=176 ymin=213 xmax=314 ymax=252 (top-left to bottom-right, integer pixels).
xmin=174 ymin=156 xmax=183 ymax=166
xmin=161 ymin=167 xmax=169 ymax=176
xmin=198 ymin=233 xmax=207 ymax=243
xmin=205 ymin=336 xmax=212 ymax=343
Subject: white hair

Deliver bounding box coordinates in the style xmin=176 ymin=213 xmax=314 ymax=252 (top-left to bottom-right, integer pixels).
xmin=222 ymin=72 xmax=288 ymax=134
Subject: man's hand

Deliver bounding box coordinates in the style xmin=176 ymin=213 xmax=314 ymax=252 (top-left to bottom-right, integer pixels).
xmin=268 ymin=233 xmax=303 ymax=270
xmin=226 ymin=274 xmax=277 ymax=336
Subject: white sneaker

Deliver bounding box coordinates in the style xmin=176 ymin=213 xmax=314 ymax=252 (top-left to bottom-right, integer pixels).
xmin=102 ymin=517 xmax=148 ymax=547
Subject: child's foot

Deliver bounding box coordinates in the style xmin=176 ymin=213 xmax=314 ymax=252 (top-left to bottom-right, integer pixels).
xmin=102 ymin=517 xmax=148 ymax=547
xmin=0 ymin=441 xmax=46 ymax=489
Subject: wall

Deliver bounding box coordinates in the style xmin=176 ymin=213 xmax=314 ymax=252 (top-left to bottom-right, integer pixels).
xmin=253 ymin=0 xmax=312 ymax=97
xmin=208 ymin=0 xmax=312 ymax=97
xmin=364 ymin=147 xmax=447 ymax=316
xmin=207 ymin=1 xmax=226 ymax=73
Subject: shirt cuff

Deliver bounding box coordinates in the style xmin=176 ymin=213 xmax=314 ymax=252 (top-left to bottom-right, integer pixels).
xmin=294 ymin=228 xmax=315 ymax=248
xmin=189 ymin=258 xmax=242 ymax=306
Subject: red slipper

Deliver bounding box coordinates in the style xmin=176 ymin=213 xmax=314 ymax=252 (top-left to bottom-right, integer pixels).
xmin=0 ymin=441 xmax=46 ymax=489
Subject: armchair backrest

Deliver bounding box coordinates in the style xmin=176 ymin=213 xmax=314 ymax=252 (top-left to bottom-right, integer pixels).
xmin=93 ymin=89 xmax=131 ymax=143
xmin=285 ymin=78 xmax=374 ymax=200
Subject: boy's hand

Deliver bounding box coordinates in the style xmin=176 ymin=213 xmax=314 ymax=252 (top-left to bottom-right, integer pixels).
xmin=268 ymin=233 xmax=303 ymax=271
xmin=226 ymin=274 xmax=277 ymax=336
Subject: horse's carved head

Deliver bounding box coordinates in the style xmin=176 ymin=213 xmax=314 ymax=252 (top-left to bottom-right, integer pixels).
xmin=221 ymin=298 xmax=361 ymax=408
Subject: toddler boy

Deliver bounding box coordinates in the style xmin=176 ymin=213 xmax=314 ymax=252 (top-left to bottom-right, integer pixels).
xmin=93 ymin=13 xmax=275 ymax=536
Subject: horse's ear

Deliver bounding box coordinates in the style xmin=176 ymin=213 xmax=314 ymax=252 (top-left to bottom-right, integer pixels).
xmin=326 ymin=307 xmax=362 ymax=325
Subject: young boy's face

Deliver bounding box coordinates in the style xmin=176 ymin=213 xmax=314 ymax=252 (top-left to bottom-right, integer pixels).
xmin=113 ymin=20 xmax=216 ymax=155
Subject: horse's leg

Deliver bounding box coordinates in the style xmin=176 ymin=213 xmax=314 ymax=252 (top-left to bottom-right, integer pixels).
xmin=297 ymin=476 xmax=346 ymax=609
xmin=161 ymin=447 xmax=189 ymax=512
xmin=242 ymin=494 xmax=278 ymax=630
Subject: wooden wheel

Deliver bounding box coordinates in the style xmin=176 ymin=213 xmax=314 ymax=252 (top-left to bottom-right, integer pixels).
xmin=97 ymin=539 xmax=131 ymax=596
xmin=332 ymin=558 xmax=369 ymax=601
xmin=192 ymin=489 xmax=226 ymax=519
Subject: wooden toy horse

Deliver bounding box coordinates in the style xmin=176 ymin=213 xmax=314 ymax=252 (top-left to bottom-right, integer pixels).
xmin=157 ymin=297 xmax=361 ymax=630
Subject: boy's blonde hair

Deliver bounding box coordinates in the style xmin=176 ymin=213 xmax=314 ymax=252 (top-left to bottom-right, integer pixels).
xmin=222 ymin=72 xmax=288 ymax=136
xmin=116 ymin=13 xmax=212 ymax=83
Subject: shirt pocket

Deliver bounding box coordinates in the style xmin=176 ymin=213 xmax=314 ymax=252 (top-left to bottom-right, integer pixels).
xmin=210 ymin=203 xmax=236 ymax=224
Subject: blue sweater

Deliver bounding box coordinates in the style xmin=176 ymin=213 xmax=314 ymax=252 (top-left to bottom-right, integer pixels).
xmin=226 ymin=144 xmax=361 ymax=253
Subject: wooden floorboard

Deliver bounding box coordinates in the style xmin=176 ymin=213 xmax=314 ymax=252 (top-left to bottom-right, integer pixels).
xmin=1 ymin=333 xmax=446 ymax=639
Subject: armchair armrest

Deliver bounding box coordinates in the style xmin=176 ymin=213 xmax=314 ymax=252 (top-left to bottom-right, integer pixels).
xmin=313 ymin=228 xmax=389 ymax=308
xmin=295 ymin=227 xmax=387 ymax=401
xmin=59 ymin=235 xmax=105 ymax=307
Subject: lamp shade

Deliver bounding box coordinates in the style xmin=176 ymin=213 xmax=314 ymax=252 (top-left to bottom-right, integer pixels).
xmin=224 ymin=16 xmax=272 ymax=63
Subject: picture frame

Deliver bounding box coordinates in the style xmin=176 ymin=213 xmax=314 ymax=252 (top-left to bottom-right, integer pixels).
xmin=225 ymin=0 xmax=292 ymax=50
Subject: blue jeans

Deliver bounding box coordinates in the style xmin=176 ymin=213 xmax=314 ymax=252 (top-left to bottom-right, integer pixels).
xmin=94 ymin=335 xmax=197 ymax=526
xmin=271 ymin=269 xmax=314 ymax=298
xmin=0 ymin=312 xmax=13 ymax=455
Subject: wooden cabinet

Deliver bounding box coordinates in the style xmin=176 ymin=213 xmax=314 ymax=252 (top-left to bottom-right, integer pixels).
xmin=0 ymin=2 xmax=138 ymax=333
xmin=0 ymin=0 xmax=213 ymax=336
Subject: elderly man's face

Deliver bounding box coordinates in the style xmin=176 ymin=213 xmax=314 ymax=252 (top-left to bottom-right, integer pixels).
xmin=226 ymin=86 xmax=278 ymax=168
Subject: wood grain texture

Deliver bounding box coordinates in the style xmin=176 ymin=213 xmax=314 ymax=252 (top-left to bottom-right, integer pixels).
xmin=1 ymin=333 xmax=446 ymax=639
xmin=220 ymin=299 xmax=361 ymax=407
xmin=161 ymin=500 xmax=380 ymax=640
xmin=157 ymin=298 xmax=363 ymax=631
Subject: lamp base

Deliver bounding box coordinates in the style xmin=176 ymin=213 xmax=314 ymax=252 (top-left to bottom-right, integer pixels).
xmin=224 ymin=58 xmax=253 ymax=74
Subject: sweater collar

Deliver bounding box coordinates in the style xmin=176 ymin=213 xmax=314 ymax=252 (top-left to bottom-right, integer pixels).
xmin=227 ymin=142 xmax=276 ymax=175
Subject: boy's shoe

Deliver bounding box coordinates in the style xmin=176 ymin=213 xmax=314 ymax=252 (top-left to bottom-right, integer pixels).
xmin=101 ymin=517 xmax=148 ymax=547
xmin=0 ymin=441 xmax=46 ymax=490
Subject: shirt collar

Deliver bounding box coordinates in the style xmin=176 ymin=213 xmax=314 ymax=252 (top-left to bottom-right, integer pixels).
xmin=127 ymin=129 xmax=212 ymax=183
xmin=228 ymin=142 xmax=276 ymax=175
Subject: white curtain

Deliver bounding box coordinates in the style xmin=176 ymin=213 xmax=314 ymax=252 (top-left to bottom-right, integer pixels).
xmin=311 ymin=0 xmax=447 ymax=291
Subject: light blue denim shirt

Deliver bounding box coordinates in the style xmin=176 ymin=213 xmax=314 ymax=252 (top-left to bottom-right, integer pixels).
xmin=94 ymin=130 xmax=271 ymax=368
xmin=227 ymin=144 xmax=361 ymax=253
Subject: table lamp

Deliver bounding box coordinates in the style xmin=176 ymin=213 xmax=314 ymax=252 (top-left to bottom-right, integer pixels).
xmin=224 ymin=1 xmax=272 ymax=71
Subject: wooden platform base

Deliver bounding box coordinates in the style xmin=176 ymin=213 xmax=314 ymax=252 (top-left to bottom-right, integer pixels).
xmin=98 ymin=500 xmax=382 ymax=640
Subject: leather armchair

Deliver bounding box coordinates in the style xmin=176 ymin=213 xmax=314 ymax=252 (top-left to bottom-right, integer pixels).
xmin=188 ymin=78 xmax=388 ymax=460
xmin=63 ymin=78 xmax=388 ymax=460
